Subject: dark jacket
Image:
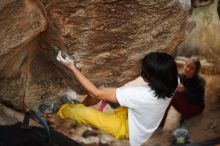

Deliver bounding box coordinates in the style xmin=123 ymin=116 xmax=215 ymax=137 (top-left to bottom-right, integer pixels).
xmin=180 ymin=74 xmax=205 ymax=108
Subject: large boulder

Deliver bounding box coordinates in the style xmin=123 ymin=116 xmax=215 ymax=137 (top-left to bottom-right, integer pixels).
xmin=0 ymin=0 xmax=190 ymax=111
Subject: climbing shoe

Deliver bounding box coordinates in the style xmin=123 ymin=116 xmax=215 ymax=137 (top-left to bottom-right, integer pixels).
xmin=39 ymin=103 xmax=59 ymax=114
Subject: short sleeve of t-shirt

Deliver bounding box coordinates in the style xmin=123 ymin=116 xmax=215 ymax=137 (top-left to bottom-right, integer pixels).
xmin=116 ymin=85 xmax=152 ymax=109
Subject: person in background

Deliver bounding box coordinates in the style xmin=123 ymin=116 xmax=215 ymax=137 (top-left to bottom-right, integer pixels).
xmin=56 ymin=51 xmax=178 ymax=146
xmin=160 ymin=57 xmax=205 ymax=127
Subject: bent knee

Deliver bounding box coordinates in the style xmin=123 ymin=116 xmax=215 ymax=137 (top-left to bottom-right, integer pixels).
xmin=57 ymin=104 xmax=84 ymax=119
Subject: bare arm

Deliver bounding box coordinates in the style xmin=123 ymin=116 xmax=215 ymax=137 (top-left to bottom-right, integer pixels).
xmin=68 ymin=64 xmax=118 ymax=103
xmin=57 ymin=51 xmax=118 ymax=103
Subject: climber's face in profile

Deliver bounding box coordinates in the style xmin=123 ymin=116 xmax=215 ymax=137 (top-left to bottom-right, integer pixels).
xmin=183 ymin=59 xmax=196 ymax=78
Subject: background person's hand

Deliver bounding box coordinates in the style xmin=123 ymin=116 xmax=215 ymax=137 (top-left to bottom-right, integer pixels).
xmin=56 ymin=51 xmax=75 ymax=68
xmin=176 ymin=83 xmax=185 ymax=92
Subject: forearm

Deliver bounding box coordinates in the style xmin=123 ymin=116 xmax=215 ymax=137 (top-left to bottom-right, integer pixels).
xmin=68 ymin=65 xmax=117 ymax=103
xmin=68 ymin=64 xmax=100 ymax=98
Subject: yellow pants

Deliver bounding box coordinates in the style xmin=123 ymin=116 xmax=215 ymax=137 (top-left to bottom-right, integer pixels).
xmin=57 ymin=104 xmax=129 ymax=139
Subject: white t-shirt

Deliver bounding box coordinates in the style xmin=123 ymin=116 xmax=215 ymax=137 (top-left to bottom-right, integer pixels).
xmin=116 ymin=84 xmax=172 ymax=146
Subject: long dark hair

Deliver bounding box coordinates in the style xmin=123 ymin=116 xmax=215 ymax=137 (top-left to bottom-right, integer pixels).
xmin=190 ymin=57 xmax=201 ymax=76
xmin=141 ymin=52 xmax=178 ymax=99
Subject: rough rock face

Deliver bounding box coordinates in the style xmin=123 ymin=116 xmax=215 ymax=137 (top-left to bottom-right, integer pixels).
xmin=0 ymin=0 xmax=189 ymax=111
xmin=0 ymin=0 xmax=48 ymax=110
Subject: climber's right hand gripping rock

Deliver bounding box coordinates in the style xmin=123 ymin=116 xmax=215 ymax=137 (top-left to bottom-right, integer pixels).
xmin=56 ymin=51 xmax=75 ymax=68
